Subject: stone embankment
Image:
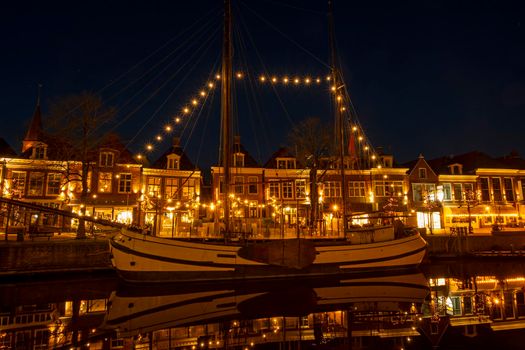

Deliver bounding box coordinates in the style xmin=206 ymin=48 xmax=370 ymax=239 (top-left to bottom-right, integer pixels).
xmin=0 ymin=239 xmax=111 ymax=276
xmin=3 ymin=232 xmax=525 ymax=276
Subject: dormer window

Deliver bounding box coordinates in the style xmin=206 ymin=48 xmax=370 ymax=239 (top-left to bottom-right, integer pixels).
xmin=448 ymin=164 xmax=463 ymax=175
xmin=418 ymin=168 xmax=427 ymax=179
xmin=167 ymin=155 xmax=180 ymax=170
xmin=33 ymin=145 xmax=47 ymax=160
xmin=233 ymin=153 xmax=244 ymax=167
xmin=381 ymin=155 xmax=393 ymax=168
xmin=100 ymin=152 xmax=114 ymax=167
xmin=277 ymin=158 xmax=296 ymax=169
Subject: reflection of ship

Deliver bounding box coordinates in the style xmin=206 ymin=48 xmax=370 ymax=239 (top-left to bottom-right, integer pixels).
xmin=103 ymin=272 xmax=429 ymax=338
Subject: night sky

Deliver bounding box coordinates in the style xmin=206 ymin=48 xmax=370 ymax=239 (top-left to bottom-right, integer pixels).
xmin=1 ymin=0 xmax=524 ymax=170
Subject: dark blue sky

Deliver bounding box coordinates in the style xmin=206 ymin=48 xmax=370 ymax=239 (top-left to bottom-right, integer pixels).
xmin=1 ymin=0 xmax=524 ymax=168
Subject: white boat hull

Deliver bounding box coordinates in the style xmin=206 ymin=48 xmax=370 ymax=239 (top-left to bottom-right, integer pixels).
xmin=109 ymin=228 xmax=427 ymax=283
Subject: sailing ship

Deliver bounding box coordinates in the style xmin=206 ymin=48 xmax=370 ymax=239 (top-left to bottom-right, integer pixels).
xmin=109 ymin=0 xmax=427 ymax=283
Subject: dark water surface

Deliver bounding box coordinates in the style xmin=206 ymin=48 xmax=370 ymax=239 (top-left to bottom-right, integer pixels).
xmin=2 ymin=260 xmax=525 ymax=349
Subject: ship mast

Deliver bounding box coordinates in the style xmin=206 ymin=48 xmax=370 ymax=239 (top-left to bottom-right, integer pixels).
xmin=221 ymin=0 xmax=233 ymax=236
xmin=328 ymin=0 xmax=349 ymax=236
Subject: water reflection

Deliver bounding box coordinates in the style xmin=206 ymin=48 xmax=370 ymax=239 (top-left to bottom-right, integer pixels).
xmin=1 ymin=262 xmax=525 ymax=349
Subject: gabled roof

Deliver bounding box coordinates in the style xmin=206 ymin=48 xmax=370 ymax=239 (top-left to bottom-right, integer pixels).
xmin=96 ymin=133 xmax=139 ymax=164
xmin=497 ymin=151 xmax=525 ymax=170
xmin=231 ymin=137 xmax=259 ymax=167
xmin=403 ymin=151 xmax=523 ymax=175
xmin=152 ymin=138 xmax=195 ymax=170
xmin=0 ymin=138 xmax=17 ymax=157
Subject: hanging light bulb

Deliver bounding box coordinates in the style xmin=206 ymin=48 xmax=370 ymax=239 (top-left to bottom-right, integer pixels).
xmin=316 ymin=78 xmax=321 ymax=83
xmin=358 ymin=136 xmax=363 ymax=141
xmin=183 ymin=107 xmax=190 ymax=114
xmin=352 ymin=126 xmax=357 ymax=132
xmin=200 ymin=90 xmax=206 ymax=96
xmin=191 ymin=99 xmax=198 ymax=105
xmin=156 ymin=135 xmax=162 ymax=141
xmin=236 ymin=72 xmax=243 ymax=79
xmin=283 ymin=77 xmax=289 ymax=84
xmin=165 ymin=125 xmax=172 ymax=132
xmin=294 ymin=77 xmax=300 ymax=84
xmin=305 ymin=77 xmax=311 ymax=84
xmin=326 ymin=76 xmax=331 ymax=81
xmin=259 ymin=76 xmax=266 ymax=82
xmin=271 ymin=76 xmax=277 ymax=83
xmin=208 ymin=82 xmax=214 ymax=88
xmin=175 ymin=117 xmax=181 ymax=123
xmin=146 ymin=144 xmax=153 ymax=151
xmin=215 ymin=74 xmax=221 ymax=80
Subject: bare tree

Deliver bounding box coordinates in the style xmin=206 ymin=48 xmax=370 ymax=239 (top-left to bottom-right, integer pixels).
xmin=45 ymin=92 xmax=116 ymax=239
xmin=288 ymin=117 xmax=333 ymax=230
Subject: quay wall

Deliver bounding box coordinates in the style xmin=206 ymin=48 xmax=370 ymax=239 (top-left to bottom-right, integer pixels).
xmin=0 ymin=240 xmax=111 ymax=275
xmin=425 ymin=234 xmax=525 ymax=256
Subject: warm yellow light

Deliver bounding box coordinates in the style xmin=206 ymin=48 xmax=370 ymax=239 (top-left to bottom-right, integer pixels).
xmin=165 ymin=125 xmax=172 ymax=132
xmin=271 ymin=76 xmax=277 ymax=83
xmin=332 ymin=204 xmax=338 ymax=211
xmin=326 ymin=76 xmax=331 ymax=81
xmin=259 ymin=76 xmax=266 ymax=82
xmin=340 ymin=106 xmax=346 ymax=111
xmin=316 ymin=78 xmax=321 ymax=83
xmin=208 ymin=82 xmax=214 ymax=88
xmin=183 ymin=107 xmax=190 ymax=114
xmin=146 ymin=144 xmax=153 ymax=151
xmin=364 ymin=146 xmax=369 ymax=151
xmin=175 ymin=117 xmax=181 ymax=123
xmin=215 ymin=74 xmax=221 ymax=80
xmin=200 ymin=90 xmax=206 ymax=96
xmin=331 ymin=85 xmax=336 ymax=91
xmin=283 ymin=77 xmax=289 ymax=83
xmin=336 ymin=95 xmax=342 ymax=101
xmin=236 ymin=72 xmax=243 ymax=78
xmin=352 ymin=126 xmax=357 ymax=132
xmin=358 ymin=136 xmax=363 ymax=141
xmin=294 ymin=77 xmax=300 ymax=84
xmin=305 ymin=77 xmax=310 ymax=84
xmin=137 ymin=154 xmax=143 ymax=159
xmin=371 ymin=155 xmax=376 ymax=160
xmin=191 ymin=99 xmax=198 ymax=105
xmin=156 ymin=135 xmax=162 ymax=141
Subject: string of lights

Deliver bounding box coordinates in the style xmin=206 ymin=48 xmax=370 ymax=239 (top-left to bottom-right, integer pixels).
xmin=135 ymin=71 xmax=384 ymax=169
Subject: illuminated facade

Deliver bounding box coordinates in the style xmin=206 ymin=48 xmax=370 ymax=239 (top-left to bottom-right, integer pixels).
xmin=405 ymin=152 xmax=525 ymax=233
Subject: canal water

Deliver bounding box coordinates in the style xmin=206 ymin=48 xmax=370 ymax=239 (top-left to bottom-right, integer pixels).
xmin=2 ymin=260 xmax=525 ymax=349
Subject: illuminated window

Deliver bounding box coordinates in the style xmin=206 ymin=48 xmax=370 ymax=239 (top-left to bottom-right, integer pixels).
xmin=167 ymin=155 xmax=180 ymax=170
xmin=118 ymin=173 xmax=132 ymax=193
xmin=46 ymin=173 xmax=62 ymax=195
xmin=282 ymin=181 xmax=293 ymax=199
xmin=98 ymin=172 xmax=112 ymax=193
xmin=28 ymin=172 xmax=44 ymax=196
xmin=182 ymin=178 xmax=196 ymax=199
xmin=147 ymin=177 xmax=161 ymax=197
xmin=165 ymin=178 xmax=178 ymax=199
xmin=33 ymin=145 xmax=47 ymax=160
xmin=324 ymin=181 xmax=341 ymax=198
xmin=492 ymin=177 xmax=502 ymax=202
xmin=99 ymin=152 xmax=114 ymax=167
xmin=248 ymin=176 xmax=258 ymax=194
xmin=234 ymin=176 xmax=244 ymax=194
xmin=11 ymin=171 xmax=26 ymax=196
xmin=412 ymin=183 xmax=436 ymax=202
xmin=348 ymin=181 xmax=365 ymax=197
xmin=375 ymin=181 xmax=403 ymax=197
xmin=269 ymin=181 xmax=280 ymax=198
xmin=453 ymin=183 xmax=463 ymax=201
xmin=233 ymin=153 xmax=244 ymax=167
xmin=295 ymin=179 xmax=306 ymax=198
xmin=442 ymin=183 xmax=452 ymax=201
xmin=480 ymin=177 xmax=490 ymax=202
xmin=504 ymin=178 xmax=514 ymax=202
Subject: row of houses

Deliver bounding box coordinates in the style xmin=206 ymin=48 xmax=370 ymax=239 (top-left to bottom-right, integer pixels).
xmin=1 ymin=103 xmax=525 ymax=236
